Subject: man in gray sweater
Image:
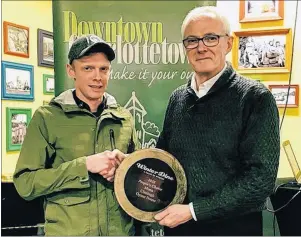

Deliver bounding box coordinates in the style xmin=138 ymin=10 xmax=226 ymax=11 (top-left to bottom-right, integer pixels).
xmin=155 ymin=6 xmax=280 ymax=236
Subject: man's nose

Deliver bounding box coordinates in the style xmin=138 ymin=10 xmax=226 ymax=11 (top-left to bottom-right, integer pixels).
xmin=197 ymin=40 xmax=207 ymax=52
xmin=94 ymin=70 xmax=102 ymax=80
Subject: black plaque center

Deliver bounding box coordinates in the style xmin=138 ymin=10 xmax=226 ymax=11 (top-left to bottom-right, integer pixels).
xmin=124 ymin=158 xmax=177 ymax=212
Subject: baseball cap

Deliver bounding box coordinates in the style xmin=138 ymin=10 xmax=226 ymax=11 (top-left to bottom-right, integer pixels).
xmin=68 ymin=34 xmax=115 ymax=64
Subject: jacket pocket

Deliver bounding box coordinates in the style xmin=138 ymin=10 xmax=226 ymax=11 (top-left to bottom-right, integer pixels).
xmin=46 ymin=188 xmax=90 ymax=206
xmin=44 ymin=189 xmax=91 ymax=235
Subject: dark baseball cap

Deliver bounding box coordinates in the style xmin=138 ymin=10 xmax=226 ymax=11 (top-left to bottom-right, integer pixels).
xmin=68 ymin=34 xmax=115 ymax=64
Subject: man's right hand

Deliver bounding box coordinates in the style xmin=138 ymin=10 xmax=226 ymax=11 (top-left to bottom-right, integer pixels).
xmin=86 ymin=150 xmax=116 ymax=174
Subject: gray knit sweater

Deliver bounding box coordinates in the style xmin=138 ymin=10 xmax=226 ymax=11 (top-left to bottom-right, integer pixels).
xmin=157 ymin=63 xmax=280 ymax=222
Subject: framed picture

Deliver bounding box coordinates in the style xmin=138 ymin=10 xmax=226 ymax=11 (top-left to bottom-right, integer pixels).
xmin=38 ymin=29 xmax=54 ymax=68
xmin=3 ymin=21 xmax=29 ymax=58
xmin=43 ymin=74 xmax=55 ymax=94
xmin=6 ymin=108 xmax=32 ymax=151
xmin=239 ymin=0 xmax=284 ymax=23
xmin=232 ymin=28 xmax=292 ymax=74
xmin=1 ymin=61 xmax=34 ymax=101
xmin=269 ymin=85 xmax=299 ymax=108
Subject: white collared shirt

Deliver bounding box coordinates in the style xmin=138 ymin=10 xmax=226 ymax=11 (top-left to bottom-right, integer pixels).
xmin=188 ymin=63 xmax=227 ymax=222
xmin=190 ymin=63 xmax=227 ymax=98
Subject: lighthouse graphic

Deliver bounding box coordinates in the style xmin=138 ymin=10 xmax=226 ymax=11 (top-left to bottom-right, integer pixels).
xmin=124 ymin=92 xmax=160 ymax=148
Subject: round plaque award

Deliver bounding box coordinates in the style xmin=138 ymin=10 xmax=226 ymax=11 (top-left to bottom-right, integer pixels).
xmin=114 ymin=148 xmax=187 ymax=222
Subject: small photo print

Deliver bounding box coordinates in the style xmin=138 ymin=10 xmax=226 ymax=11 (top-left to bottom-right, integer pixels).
xmin=11 ymin=113 xmax=28 ymax=145
xmin=269 ymin=85 xmax=299 ymax=108
xmin=6 ymin=108 xmax=32 ymax=151
xmin=238 ymin=35 xmax=285 ymax=69
xmin=5 ymin=67 xmax=31 ymax=95
xmin=43 ymin=74 xmax=55 ymax=94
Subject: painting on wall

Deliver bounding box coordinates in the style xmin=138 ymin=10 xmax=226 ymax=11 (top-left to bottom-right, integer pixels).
xmin=43 ymin=74 xmax=55 ymax=94
xmin=239 ymin=0 xmax=284 ymax=22
xmin=38 ymin=29 xmax=54 ymax=68
xmin=269 ymin=85 xmax=299 ymax=108
xmin=6 ymin=108 xmax=32 ymax=151
xmin=232 ymin=28 xmax=291 ymax=74
xmin=3 ymin=21 xmax=29 ymax=58
xmin=1 ymin=61 xmax=34 ymax=101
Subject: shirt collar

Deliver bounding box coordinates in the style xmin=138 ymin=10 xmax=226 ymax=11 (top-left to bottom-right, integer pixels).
xmin=72 ymin=90 xmax=107 ymax=116
xmin=191 ymin=63 xmax=227 ymax=93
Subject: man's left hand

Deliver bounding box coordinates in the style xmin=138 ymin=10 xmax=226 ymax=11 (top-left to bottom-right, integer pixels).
xmin=154 ymin=204 xmax=193 ymax=228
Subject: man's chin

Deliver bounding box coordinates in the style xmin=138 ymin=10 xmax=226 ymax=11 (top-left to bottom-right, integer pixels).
xmin=194 ymin=67 xmax=214 ymax=74
xmin=87 ymin=93 xmax=104 ymax=101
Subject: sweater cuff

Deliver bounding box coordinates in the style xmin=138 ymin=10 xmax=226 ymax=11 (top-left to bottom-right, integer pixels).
xmin=193 ymin=199 xmax=214 ymax=221
xmin=189 ymin=202 xmax=197 ymax=221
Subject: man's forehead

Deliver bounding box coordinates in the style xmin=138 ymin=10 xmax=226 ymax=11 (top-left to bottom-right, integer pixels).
xmin=185 ymin=17 xmax=223 ymax=32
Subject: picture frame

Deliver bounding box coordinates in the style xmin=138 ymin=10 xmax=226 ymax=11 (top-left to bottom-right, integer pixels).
xmin=6 ymin=108 xmax=32 ymax=151
xmin=239 ymin=0 xmax=284 ymax=23
xmin=43 ymin=74 xmax=55 ymax=94
xmin=232 ymin=28 xmax=292 ymax=74
xmin=3 ymin=21 xmax=29 ymax=58
xmin=1 ymin=61 xmax=34 ymax=101
xmin=269 ymin=85 xmax=299 ymax=108
xmin=38 ymin=29 xmax=54 ymax=68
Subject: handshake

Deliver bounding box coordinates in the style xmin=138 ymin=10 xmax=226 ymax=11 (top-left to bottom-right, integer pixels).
xmin=86 ymin=149 xmax=127 ymax=182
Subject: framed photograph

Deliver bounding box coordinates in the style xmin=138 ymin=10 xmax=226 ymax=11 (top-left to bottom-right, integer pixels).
xmin=239 ymin=0 xmax=284 ymax=23
xmin=38 ymin=29 xmax=54 ymax=68
xmin=43 ymin=74 xmax=55 ymax=94
xmin=6 ymin=108 xmax=32 ymax=151
xmin=1 ymin=61 xmax=34 ymax=101
xmin=233 ymin=28 xmax=292 ymax=74
xmin=269 ymin=85 xmax=299 ymax=108
xmin=3 ymin=21 xmax=29 ymax=58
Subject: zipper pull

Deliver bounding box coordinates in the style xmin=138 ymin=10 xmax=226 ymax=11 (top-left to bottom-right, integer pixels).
xmin=109 ymin=129 xmax=116 ymax=150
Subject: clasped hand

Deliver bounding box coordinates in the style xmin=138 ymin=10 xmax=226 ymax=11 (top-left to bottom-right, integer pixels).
xmin=86 ymin=149 xmax=126 ymax=182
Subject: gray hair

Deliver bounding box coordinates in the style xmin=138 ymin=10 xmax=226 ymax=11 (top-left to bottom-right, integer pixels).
xmin=181 ymin=6 xmax=231 ymax=38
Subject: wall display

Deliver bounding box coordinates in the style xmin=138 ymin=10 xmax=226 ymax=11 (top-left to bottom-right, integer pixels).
xmin=239 ymin=0 xmax=284 ymax=23
xmin=1 ymin=61 xmax=34 ymax=101
xmin=3 ymin=21 xmax=29 ymax=58
xmin=43 ymin=74 xmax=55 ymax=94
xmin=38 ymin=29 xmax=54 ymax=68
xmin=269 ymin=85 xmax=299 ymax=108
xmin=232 ymin=28 xmax=291 ymax=74
xmin=6 ymin=108 xmax=32 ymax=151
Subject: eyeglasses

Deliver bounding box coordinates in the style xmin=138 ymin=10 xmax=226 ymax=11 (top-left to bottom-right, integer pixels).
xmin=183 ymin=34 xmax=228 ymax=49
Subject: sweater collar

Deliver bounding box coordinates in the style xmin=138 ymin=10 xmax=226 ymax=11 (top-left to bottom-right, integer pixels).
xmin=186 ymin=61 xmax=236 ymax=98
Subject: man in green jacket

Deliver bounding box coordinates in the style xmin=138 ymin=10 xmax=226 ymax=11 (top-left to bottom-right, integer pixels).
xmin=13 ymin=34 xmax=139 ymax=236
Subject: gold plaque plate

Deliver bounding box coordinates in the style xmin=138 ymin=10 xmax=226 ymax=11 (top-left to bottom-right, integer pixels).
xmin=114 ymin=148 xmax=187 ymax=222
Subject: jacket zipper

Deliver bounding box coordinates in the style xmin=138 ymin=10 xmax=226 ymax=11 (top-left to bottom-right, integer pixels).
xmin=106 ymin=129 xmax=116 ymax=235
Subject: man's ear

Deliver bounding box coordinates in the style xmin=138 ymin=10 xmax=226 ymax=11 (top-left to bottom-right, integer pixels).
xmin=66 ymin=63 xmax=75 ymax=79
xmin=226 ymin=36 xmax=234 ymax=54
